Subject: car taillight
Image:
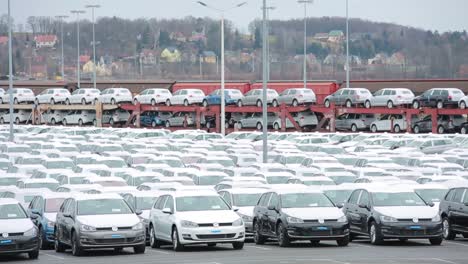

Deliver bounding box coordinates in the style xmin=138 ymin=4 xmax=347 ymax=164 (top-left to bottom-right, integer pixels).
xmin=397 ymin=95 xmax=402 ymax=99
xmin=156 ymin=94 xmax=160 ymax=97
xmin=55 ymin=94 xmax=60 ymax=96
xmin=299 ymin=94 xmax=304 ymax=97
xmin=448 ymin=96 xmax=452 ymax=100
xmin=189 ymin=95 xmax=193 ymax=98
xmin=86 ymin=94 xmax=91 ymax=96
xmin=116 ymin=93 xmax=120 ymax=96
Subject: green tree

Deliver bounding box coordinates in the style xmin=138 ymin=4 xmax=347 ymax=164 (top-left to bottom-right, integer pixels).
xmin=159 ymin=30 xmax=171 ymax=47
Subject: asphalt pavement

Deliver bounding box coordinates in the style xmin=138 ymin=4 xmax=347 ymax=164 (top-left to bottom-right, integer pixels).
xmin=1 ymin=237 xmax=468 ymax=264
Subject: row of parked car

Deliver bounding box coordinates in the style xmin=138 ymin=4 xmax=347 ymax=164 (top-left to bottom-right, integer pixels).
xmin=1 ymin=86 xmax=467 ymax=109
xmin=1 ymin=127 xmax=468 ymax=259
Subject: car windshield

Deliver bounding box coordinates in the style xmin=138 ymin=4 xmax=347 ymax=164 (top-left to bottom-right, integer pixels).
xmin=95 ymin=181 xmax=126 ymax=187
xmin=233 ymin=193 xmax=262 ymax=207
xmin=45 ymin=198 xmax=66 ymax=212
xmin=0 ymin=204 xmax=27 ymax=219
xmin=266 ymin=176 xmax=290 ymax=184
xmin=197 ymin=176 xmax=225 ymax=185
xmin=407 ymin=141 xmax=425 ymax=147
xmin=303 ymin=181 xmax=335 ymax=186
xmin=25 ymin=183 xmax=59 ymax=191
xmin=0 ymin=177 xmax=19 ymax=186
xmin=101 ymin=160 xmax=127 ymax=168
xmin=136 ymin=197 xmax=157 ymax=210
xmin=415 ymin=189 xmax=448 ymax=203
xmin=77 ymin=199 xmax=133 ymax=215
xmin=18 ymin=158 xmax=43 ymax=165
xmin=206 ymin=159 xmax=235 ymax=167
xmin=281 ymin=193 xmax=334 ymax=208
xmin=45 ymin=161 xmax=75 ymax=169
xmin=176 ymin=196 xmax=230 ymax=212
xmin=324 ymin=190 xmax=353 ymax=204
xmin=372 ymin=192 xmax=427 ymax=206
xmin=134 ymin=177 xmax=154 ymax=186
xmin=69 ymin=177 xmax=85 ymax=184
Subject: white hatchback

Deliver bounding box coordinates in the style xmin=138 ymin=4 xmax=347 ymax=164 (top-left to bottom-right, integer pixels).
xmin=67 ymin=88 xmax=101 ymax=105
xmin=99 ymin=88 xmax=133 ymax=105
xmin=35 ymin=88 xmax=70 ymax=105
xmin=166 ymin=89 xmax=205 ymax=106
xmin=0 ymin=88 xmax=35 ymax=104
xmin=134 ymin=88 xmax=172 ymax=106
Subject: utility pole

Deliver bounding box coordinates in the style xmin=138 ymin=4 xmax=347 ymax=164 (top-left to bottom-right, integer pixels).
xmin=262 ymin=0 xmax=268 ymax=163
xmin=86 ymin=5 xmax=100 ymax=89
xmin=55 ymin=15 xmax=68 ymax=80
xmin=8 ymin=0 xmax=13 ymax=141
xmin=346 ymin=0 xmax=350 ymax=88
xmin=70 ymin=10 xmax=85 ymax=89
xmin=298 ymin=0 xmax=313 ymax=88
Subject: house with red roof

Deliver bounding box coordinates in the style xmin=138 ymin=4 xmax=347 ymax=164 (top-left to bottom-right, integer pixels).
xmin=34 ymin=35 xmax=57 ymax=48
xmin=0 ymin=36 xmax=8 ymax=45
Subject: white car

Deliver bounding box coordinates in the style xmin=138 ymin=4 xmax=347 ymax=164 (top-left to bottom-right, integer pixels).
xmin=0 ymin=109 xmax=31 ymax=124
xmin=148 ymin=190 xmax=245 ymax=251
xmin=459 ymin=95 xmax=468 ymax=109
xmin=67 ymin=88 xmax=101 ymax=105
xmin=35 ymin=88 xmax=70 ymax=105
xmin=42 ymin=109 xmax=66 ymax=125
xmin=366 ymin=88 xmax=415 ymax=108
xmin=99 ymin=88 xmax=133 ymax=105
xmin=134 ymin=88 xmax=172 ymax=106
xmin=62 ymin=110 xmax=96 ymax=126
xmin=0 ymin=88 xmax=35 ymax=104
xmin=370 ymin=114 xmax=407 ymax=133
xmin=272 ymin=112 xmax=318 ymax=130
xmin=237 ymin=88 xmax=279 ymax=107
xmin=166 ymin=89 xmax=205 ymax=106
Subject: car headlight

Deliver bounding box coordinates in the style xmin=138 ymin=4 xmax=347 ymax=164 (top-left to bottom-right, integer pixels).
xmin=232 ymin=218 xmax=244 ymax=226
xmin=180 ymin=220 xmax=199 ymax=228
xmin=287 ymin=216 xmax=304 ymax=224
xmin=432 ymin=214 xmax=441 ymax=222
xmin=337 ymin=215 xmax=348 ymax=223
xmin=24 ymin=227 xmax=38 ymax=237
xmin=132 ymin=222 xmax=144 ymax=230
xmin=240 ymin=214 xmax=253 ymax=222
xmin=80 ymin=224 xmax=96 ymax=232
xmin=380 ymin=215 xmax=398 ymax=222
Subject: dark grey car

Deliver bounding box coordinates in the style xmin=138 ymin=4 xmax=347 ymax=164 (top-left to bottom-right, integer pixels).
xmin=335 ymin=113 xmax=376 ymax=132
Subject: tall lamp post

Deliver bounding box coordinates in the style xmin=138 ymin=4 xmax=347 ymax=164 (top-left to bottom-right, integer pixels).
xmin=265 ymin=6 xmax=275 ymax=81
xmin=7 ymin=0 xmax=13 ymax=141
xmin=55 ymin=15 xmax=68 ymax=80
xmin=196 ymin=1 xmax=247 ymax=136
xmin=85 ymin=5 xmax=100 ymax=90
xmin=298 ymin=0 xmax=313 ymax=89
xmin=345 ymin=0 xmax=350 ymax=88
xmin=70 ymin=10 xmax=85 ymax=89
xmin=262 ymin=0 xmax=268 ymax=163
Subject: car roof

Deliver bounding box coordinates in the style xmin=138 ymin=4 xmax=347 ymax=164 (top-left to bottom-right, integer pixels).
xmin=224 ymin=188 xmax=269 ymax=194
xmin=72 ymin=193 xmax=123 ymax=201
xmin=173 ymin=190 xmax=219 ymax=197
xmin=0 ymin=198 xmax=21 ymax=205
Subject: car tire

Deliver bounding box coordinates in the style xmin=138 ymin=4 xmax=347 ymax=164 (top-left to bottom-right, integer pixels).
xmin=443 ymin=217 xmax=456 ymax=240
xmin=429 ymin=237 xmax=443 ymax=246
xmin=149 ymin=225 xmax=161 ymax=248
xmin=0 ymin=117 xmax=3 ymax=124
xmin=184 ymin=99 xmax=189 ymax=106
xmin=460 ymin=101 xmax=467 ymax=109
xmin=54 ymin=229 xmax=66 ymax=253
xmin=50 ymin=98 xmax=55 ymax=105
xmin=172 ymin=227 xmax=184 ymax=252
xmin=274 ymin=122 xmax=280 ymax=131
xmin=62 ymin=119 xmax=67 ymax=126
xmin=387 ymin=100 xmax=394 ymax=109
xmin=461 ymin=127 xmax=467 ymax=135
xmin=202 ymin=100 xmax=208 ymax=107
xmin=256 ymin=122 xmax=263 ymax=130
xmin=71 ymin=232 xmax=84 ymax=256
xmin=133 ymin=243 xmax=146 ymax=254
xmin=394 ymin=125 xmax=401 ymax=133
xmin=345 ymin=100 xmax=352 ymax=108
xmin=365 ymin=100 xmax=371 ymax=109
xmin=437 ymin=125 xmax=445 ymax=134
xmin=463 ymin=233 xmax=468 ymax=238
xmin=110 ymin=118 xmax=115 ymax=126
xmin=238 ymin=122 xmax=243 ymax=130
xmin=65 ymin=99 xmax=70 ymax=105
xmin=253 ymin=221 xmax=266 ymax=245
xmin=292 ymin=99 xmax=299 ymax=107
xmin=151 ymin=99 xmax=156 ymax=106
xmin=277 ymin=222 xmax=290 ymax=247
xmin=256 ymin=100 xmax=262 ymax=108
xmin=371 ymin=125 xmax=377 ymax=133
xmin=166 ymin=99 xmax=171 ymax=106
xmin=351 ymin=124 xmax=358 ymax=132
xmin=133 ymin=99 xmax=139 ymax=105
xmin=232 ymin=242 xmax=244 ymax=250
xmin=15 ymin=117 xmax=20 ymax=125
xmin=414 ymin=125 xmax=420 ymax=134
xmin=412 ymin=101 xmax=420 ymax=109
xmin=14 ymin=98 xmax=19 ymax=104
xmin=310 ymin=240 xmax=320 ymax=246
xmin=272 ymin=100 xmax=278 ymax=107
xmin=51 ymin=118 xmax=56 ymax=125
xmin=78 ymin=119 xmax=83 ymax=126
xmin=111 ymin=98 xmax=116 ymax=105
xmin=165 ymin=121 xmax=170 ymax=128
xmin=81 ymin=98 xmax=87 ymax=105
xmin=151 ymin=121 xmax=157 ymax=128
xmin=93 ymin=119 xmax=97 ymax=126
xmin=28 ymin=249 xmax=39 ymax=259
xmin=237 ymin=100 xmax=243 ymax=107
xmin=40 ymin=227 xmax=49 ymax=250
xmin=369 ymin=222 xmax=384 ymax=245
xmin=337 ymin=236 xmax=350 ymax=247
xmin=324 ymin=99 xmax=330 ymax=108
xmin=436 ymin=101 xmax=443 ymax=109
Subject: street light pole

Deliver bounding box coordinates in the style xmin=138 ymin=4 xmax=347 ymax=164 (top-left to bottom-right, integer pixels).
xmin=70 ymin=10 xmax=85 ymax=89
xmin=86 ymin=5 xmax=100 ymax=90
xmin=262 ymin=0 xmax=268 ymax=163
xmin=7 ymin=0 xmax=13 ymax=141
xmin=55 ymin=15 xmax=68 ymax=80
xmin=298 ymin=0 xmax=313 ymax=89
xmin=346 ymin=0 xmax=350 ymax=88
xmin=196 ymin=1 xmax=246 ymax=136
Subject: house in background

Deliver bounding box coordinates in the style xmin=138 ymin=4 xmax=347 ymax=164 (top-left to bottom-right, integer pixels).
xmin=170 ymin=32 xmax=187 ymax=43
xmin=160 ymin=47 xmax=182 ymax=62
xmin=314 ymin=33 xmax=329 ymax=42
xmin=368 ymin=53 xmax=388 ymax=65
xmin=0 ymin=36 xmax=8 ymax=45
xmin=201 ymin=51 xmax=217 ymax=64
xmin=388 ymin=52 xmax=406 ymax=65
xmin=140 ymin=49 xmax=157 ymax=65
xmin=328 ymin=30 xmax=345 ymax=43
xmin=34 ymin=35 xmax=58 ymax=48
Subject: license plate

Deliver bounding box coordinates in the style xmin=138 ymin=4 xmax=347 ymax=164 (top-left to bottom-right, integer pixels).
xmin=211 ymin=230 xmax=221 ymax=234
xmin=409 ymin=226 xmax=422 ymax=230
xmin=0 ymin=240 xmax=12 ymax=244
xmin=111 ymin=234 xmax=123 ymax=238
xmin=316 ymin=227 xmax=329 ymax=231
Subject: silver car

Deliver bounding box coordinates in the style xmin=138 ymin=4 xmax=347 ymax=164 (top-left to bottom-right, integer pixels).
xmin=273 ymin=88 xmax=316 ymax=107
xmin=324 ymin=88 xmax=372 ymax=108
xmin=335 ymin=113 xmax=376 ymax=132
xmin=237 ymin=89 xmax=279 ymax=107
xmin=54 ymin=193 xmax=146 ymax=256
xmin=42 ymin=109 xmax=66 ymax=125
xmin=102 ymin=109 xmax=131 ymax=125
xmin=365 ymin=88 xmax=414 ymax=108
xmin=238 ymin=112 xmax=278 ymax=130
xmin=272 ymin=112 xmax=318 ymax=130
xmin=0 ymin=88 xmax=35 ymax=104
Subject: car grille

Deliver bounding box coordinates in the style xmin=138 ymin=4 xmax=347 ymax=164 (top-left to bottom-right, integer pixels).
xmin=397 ymin=219 xmax=432 ymax=222
xmin=94 ymin=237 xmax=136 ymax=244
xmin=0 ymin=244 xmax=17 ymax=251
xmin=7 ymin=233 xmax=24 ymax=236
xmin=196 ymin=233 xmax=236 ymax=239
xmin=303 ymin=219 xmax=337 ymax=223
xmin=400 ymin=230 xmax=427 ymax=236
xmin=198 ymin=223 xmax=232 ymax=227
xmin=95 ymin=227 xmax=132 ymax=231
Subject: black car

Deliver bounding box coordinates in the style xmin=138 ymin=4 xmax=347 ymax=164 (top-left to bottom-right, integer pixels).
xmin=460 ymin=122 xmax=468 ymax=134
xmin=412 ymin=88 xmax=465 ymax=109
xmin=439 ymin=187 xmax=468 ymax=240
xmin=343 ymin=187 xmax=443 ymax=245
xmin=252 ymin=188 xmax=350 ymax=247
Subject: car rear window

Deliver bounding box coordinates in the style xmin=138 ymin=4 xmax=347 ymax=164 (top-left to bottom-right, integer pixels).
xmin=401 ymin=91 xmax=412 ymax=94
xmin=120 ymin=89 xmax=130 ymax=94
xmin=360 ymin=90 xmax=370 ymax=94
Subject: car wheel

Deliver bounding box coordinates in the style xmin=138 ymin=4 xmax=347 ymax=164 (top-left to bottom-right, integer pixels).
xmin=28 ymin=249 xmax=39 ymax=259
xmin=310 ymin=240 xmax=320 ymax=247
xmin=274 ymin=122 xmax=280 ymax=130
xmin=272 ymin=100 xmax=278 ymax=107
xmin=256 ymin=122 xmax=263 ymax=130
xmin=166 ymin=99 xmax=171 ymax=106
xmin=371 ymin=125 xmax=377 ymax=133
xmin=365 ymin=100 xmax=371 ymax=109
xmin=412 ymin=101 xmax=420 ymax=109
xmin=238 ymin=122 xmax=243 ymax=130
xmin=429 ymin=237 xmax=443 ymax=246
xmin=369 ymin=222 xmax=383 ymax=245
xmin=13 ymin=98 xmax=19 ymax=104
xmin=387 ymin=100 xmax=394 ymax=109
xmin=337 ymin=236 xmax=350 ymax=247
xmin=35 ymin=99 xmax=39 ymax=105
xmin=292 ymin=99 xmax=299 ymax=107
xmin=394 ymin=125 xmax=401 ymax=133
xmin=202 ymin=100 xmax=208 ymax=107
xmin=0 ymin=117 xmax=3 ymax=124
xmin=133 ymin=99 xmax=139 ymax=105
xmin=62 ymin=119 xmax=67 ymax=126
xmin=414 ymin=125 xmax=420 ymax=134
xmin=277 ymin=222 xmax=290 ymax=247
xmin=345 ymin=100 xmax=352 ymax=108
xmin=151 ymin=121 xmax=157 ymax=128
xmin=15 ymin=117 xmax=20 ymax=125
xmin=253 ymin=221 xmax=266 ymax=245
xmin=65 ymin=99 xmax=70 ymax=105
xmin=110 ymin=118 xmax=115 ymax=126
xmin=184 ymin=99 xmax=189 ymax=106
xmin=54 ymin=229 xmax=66 ymax=253
xmin=93 ymin=119 xmax=97 ymax=126
xmin=51 ymin=118 xmax=56 ymax=125
xmin=150 ymin=225 xmax=161 ymax=248
xmin=172 ymin=227 xmax=184 ymax=252
xmin=93 ymin=98 xmax=98 ymax=105
xmin=351 ymin=124 xmax=358 ymax=132
xmin=460 ymin=101 xmax=467 ymax=109
xmin=461 ymin=127 xmax=467 ymax=134
xmin=436 ymin=101 xmax=443 ymax=109
xmin=232 ymin=242 xmax=244 ymax=250
xmin=133 ymin=243 xmax=146 ymax=254
xmin=71 ymin=232 xmax=84 ymax=256
xmin=256 ymin=100 xmax=262 ymax=108
xmin=40 ymin=227 xmax=49 ymax=250
xmin=443 ymin=217 xmax=456 ymax=240
xmin=78 ymin=119 xmax=83 ymax=126
xmin=111 ymin=98 xmax=116 ymax=105
xmin=151 ymin=99 xmax=156 ymax=106
xmin=50 ymin=98 xmax=55 ymax=105
xmin=165 ymin=121 xmax=170 ymax=128
xmin=324 ymin=99 xmax=330 ymax=108
xmin=237 ymin=100 xmax=243 ymax=107
xmin=437 ymin=125 xmax=445 ymax=134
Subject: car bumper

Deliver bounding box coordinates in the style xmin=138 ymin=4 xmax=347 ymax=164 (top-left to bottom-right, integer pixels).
xmin=78 ymin=230 xmax=146 ymax=249
xmin=45 ymin=226 xmax=55 ymax=243
xmin=244 ymin=222 xmax=253 ymax=237
xmin=286 ymin=222 xmax=350 ymax=240
xmin=115 ymin=96 xmax=133 ymax=103
xmin=394 ymin=99 xmax=413 ymax=105
xmin=178 ymin=225 xmax=245 ymax=245
xmin=0 ymin=236 xmax=39 ymax=254
xmin=380 ymin=222 xmax=443 ymax=239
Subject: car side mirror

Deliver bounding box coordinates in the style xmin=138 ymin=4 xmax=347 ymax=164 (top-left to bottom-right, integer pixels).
xmin=232 ymin=206 xmax=239 ymax=212
xmin=63 ymin=212 xmax=72 ymax=218
xmin=336 ymin=203 xmax=344 ymax=209
xmin=30 ymin=214 xmax=39 ymax=220
xmin=162 ymin=208 xmax=172 ymax=214
xmin=30 ymin=209 xmax=42 ymax=216
xmin=267 ymin=205 xmax=277 ymax=211
xmin=464 ymin=202 xmax=468 ymax=207
xmin=358 ymin=203 xmax=369 ymax=210
xmin=427 ymin=202 xmax=435 ymax=207
xmin=135 ymin=209 xmax=143 ymax=216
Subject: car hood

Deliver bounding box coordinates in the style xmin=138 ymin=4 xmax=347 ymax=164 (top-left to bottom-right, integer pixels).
xmin=0 ymin=218 xmax=35 ymax=233
xmin=236 ymin=206 xmax=255 ymax=217
xmin=140 ymin=210 xmax=150 ymax=220
xmin=177 ymin=210 xmax=240 ymax=223
xmin=77 ymin=214 xmax=140 ymax=227
xmin=282 ymin=207 xmax=344 ymax=220
xmin=44 ymin=212 xmax=57 ymax=223
xmin=374 ymin=206 xmax=438 ymax=219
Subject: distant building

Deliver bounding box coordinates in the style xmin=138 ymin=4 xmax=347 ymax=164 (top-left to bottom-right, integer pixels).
xmin=161 ymin=47 xmax=182 ymax=62
xmin=170 ymin=32 xmax=187 ymax=43
xmin=388 ymin=52 xmax=406 ymax=65
xmin=328 ymin=30 xmax=345 ymax=43
xmin=140 ymin=49 xmax=157 ymax=65
xmin=201 ymin=51 xmax=217 ymax=64
xmin=79 ymin=55 xmax=91 ymax=65
xmin=314 ymin=33 xmax=329 ymax=41
xmin=368 ymin=53 xmax=388 ymax=65
xmin=189 ymin=30 xmax=207 ymax=43
xmin=34 ymin=35 xmax=57 ymax=48
xmin=0 ymin=36 xmax=8 ymax=45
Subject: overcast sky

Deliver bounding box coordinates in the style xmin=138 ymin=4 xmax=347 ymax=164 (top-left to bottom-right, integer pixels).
xmin=8 ymin=0 xmax=468 ymax=33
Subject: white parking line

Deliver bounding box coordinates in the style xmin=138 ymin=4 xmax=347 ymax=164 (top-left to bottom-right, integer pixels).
xmin=246 ymin=245 xmax=272 ymax=251
xmin=432 ymin=258 xmax=459 ymax=264
xmin=40 ymin=253 xmax=65 ymax=260
xmin=149 ymin=249 xmax=171 ymax=255
xmin=444 ymin=241 xmax=468 ymax=247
